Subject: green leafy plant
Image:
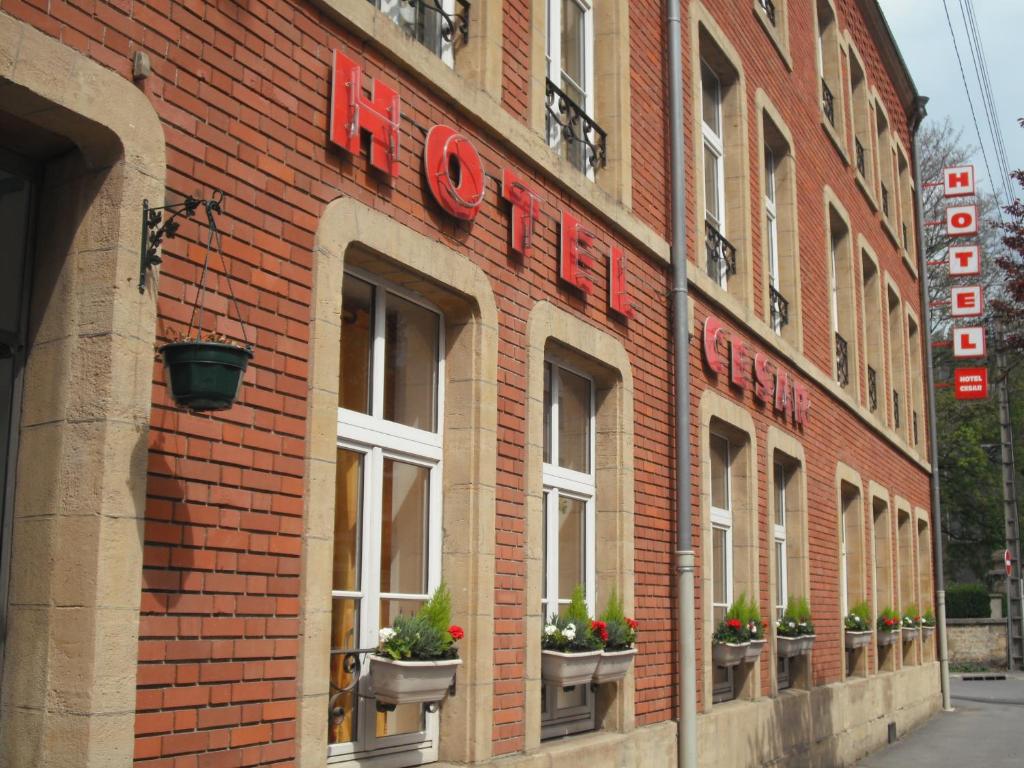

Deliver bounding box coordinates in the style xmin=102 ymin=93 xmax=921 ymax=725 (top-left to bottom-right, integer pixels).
xmin=542 ymin=584 xmax=603 ymax=652
xmin=598 ymin=589 xmax=638 ymax=651
xmin=844 ymin=600 xmax=871 ymax=632
xmin=713 ymin=595 xmax=753 ymax=645
xmin=902 ymin=604 xmax=923 ymax=629
xmin=921 ymin=608 xmax=936 ymax=627
xmin=737 ymin=593 xmax=765 ymax=641
xmin=946 ymin=583 xmax=991 ymax=618
xmin=376 ymin=583 xmax=464 ymax=661
xmin=877 ymin=606 xmax=901 ymax=633
xmin=776 ymin=595 xmax=815 ymax=637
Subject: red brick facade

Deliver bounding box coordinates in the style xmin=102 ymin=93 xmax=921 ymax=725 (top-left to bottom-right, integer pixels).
xmin=0 ymin=0 xmax=936 ymax=766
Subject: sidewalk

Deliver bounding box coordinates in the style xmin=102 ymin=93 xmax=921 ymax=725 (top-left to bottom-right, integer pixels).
xmin=856 ymin=673 xmax=1024 ymax=767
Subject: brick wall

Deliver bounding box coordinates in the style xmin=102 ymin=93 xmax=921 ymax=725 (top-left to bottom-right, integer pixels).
xmin=1 ymin=0 xmax=933 ymax=765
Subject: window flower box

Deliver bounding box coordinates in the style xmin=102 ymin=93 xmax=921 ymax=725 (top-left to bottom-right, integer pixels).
xmin=593 ymin=648 xmax=637 ymax=684
xmin=743 ymin=638 xmax=767 ymax=663
xmin=712 ymin=641 xmax=750 ymax=668
xmin=844 ymin=630 xmax=872 ymax=650
xmin=877 ymin=629 xmax=900 ymax=647
xmin=542 ymin=649 xmax=603 ymax=687
xmin=369 ymin=655 xmax=461 ymax=706
xmin=921 ymin=626 xmax=935 ymax=642
xmin=777 ymin=634 xmax=816 ymax=658
xmin=900 ymin=626 xmax=919 ymax=643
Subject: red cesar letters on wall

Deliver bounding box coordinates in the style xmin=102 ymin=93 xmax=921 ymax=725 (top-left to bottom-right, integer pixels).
xmin=501 ymin=169 xmax=542 ymax=258
xmin=560 ymin=211 xmax=596 ymax=294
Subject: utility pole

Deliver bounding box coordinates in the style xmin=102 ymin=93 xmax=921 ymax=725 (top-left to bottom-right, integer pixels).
xmin=996 ymin=348 xmax=1024 ymax=670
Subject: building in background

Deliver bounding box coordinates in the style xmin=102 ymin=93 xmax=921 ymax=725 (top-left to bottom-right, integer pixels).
xmin=0 ymin=0 xmax=940 ymax=766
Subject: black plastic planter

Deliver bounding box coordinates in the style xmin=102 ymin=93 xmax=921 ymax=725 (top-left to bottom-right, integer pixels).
xmin=160 ymin=341 xmax=253 ymax=412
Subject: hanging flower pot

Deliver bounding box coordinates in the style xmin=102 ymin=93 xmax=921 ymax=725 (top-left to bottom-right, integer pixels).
xmin=844 ymin=630 xmax=872 ymax=650
xmin=368 ymin=655 xmax=462 ymax=706
xmin=776 ymin=635 xmax=806 ymax=659
xmin=592 ymin=648 xmax=637 ymax=685
xmin=712 ymin=641 xmax=750 ymax=668
xmin=153 ymin=191 xmax=255 ymax=412
xmin=921 ymin=626 xmax=935 ymax=642
xmin=743 ymin=637 xmax=767 ymax=663
xmin=877 ymin=630 xmax=900 ymax=647
xmin=161 ymin=339 xmax=253 ymax=411
xmin=542 ymin=649 xmax=602 ymax=687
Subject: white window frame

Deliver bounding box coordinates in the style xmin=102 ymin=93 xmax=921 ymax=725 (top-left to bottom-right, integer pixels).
xmin=710 ymin=433 xmax=734 ymax=702
xmin=330 ymin=269 xmax=447 ymax=766
xmin=840 ymin=505 xmax=849 ymax=618
xmin=765 ymin=147 xmax=782 ymax=333
xmin=701 ymin=61 xmax=727 ymax=288
xmin=546 ymin=0 xmax=595 ymax=176
xmin=829 ymin=233 xmax=840 ymax=335
xmin=541 ymin=360 xmax=597 ymax=739
xmin=377 ymin=0 xmax=456 ymax=67
xmin=773 ymin=461 xmax=787 ymax=621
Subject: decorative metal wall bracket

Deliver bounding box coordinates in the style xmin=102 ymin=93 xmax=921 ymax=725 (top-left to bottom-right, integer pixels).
xmin=139 ymin=195 xmax=209 ymax=293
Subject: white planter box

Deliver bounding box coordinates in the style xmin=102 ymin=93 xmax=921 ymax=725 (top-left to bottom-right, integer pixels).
xmin=368 ymin=655 xmax=461 ymax=706
xmin=877 ymin=630 xmax=900 ymax=647
xmin=743 ymin=638 xmax=767 ymax=663
xmin=593 ymin=648 xmax=637 ymax=684
xmin=901 ymin=627 xmax=919 ymax=643
xmin=712 ymin=642 xmax=750 ymax=668
xmin=777 ymin=634 xmax=816 ymax=659
xmin=921 ymin=626 xmax=935 ymax=642
xmin=542 ymin=649 xmax=602 ymax=687
xmin=844 ymin=630 xmax=872 ymax=650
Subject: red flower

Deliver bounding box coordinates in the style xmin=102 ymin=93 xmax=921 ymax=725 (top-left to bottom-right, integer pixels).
xmin=591 ymin=620 xmax=609 ymax=642
xmin=626 ymin=618 xmax=639 ymax=631
xmin=448 ymin=625 xmax=464 ymax=641
xmin=727 ymin=619 xmax=742 ymax=630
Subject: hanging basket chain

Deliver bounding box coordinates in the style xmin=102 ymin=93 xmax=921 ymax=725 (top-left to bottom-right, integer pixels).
xmin=184 ymin=191 xmax=252 ymax=350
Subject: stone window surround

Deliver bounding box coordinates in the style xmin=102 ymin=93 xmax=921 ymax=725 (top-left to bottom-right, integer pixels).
xmin=765 ymin=428 xmax=810 ymax=694
xmin=885 ymin=276 xmax=907 ymax=441
xmin=895 ymin=497 xmax=918 ymax=667
xmin=872 ymin=90 xmax=901 ymax=246
xmin=893 ymin=136 xmax=918 ymax=275
xmin=844 ymin=35 xmax=878 ymax=209
xmin=813 ymin=0 xmax=850 ymax=165
xmin=857 ymin=238 xmax=885 ymax=424
xmin=915 ymin=507 xmax=935 ymax=663
xmin=528 ymin=0 xmax=633 ymax=206
xmin=905 ymin=306 xmax=925 ymax=459
xmin=0 ymin=12 xmax=165 ymax=767
xmin=523 ymin=301 xmax=635 ymax=751
xmin=299 ymin=198 xmax=499 ymax=764
xmin=699 ymin=391 xmax=759 ymax=711
xmin=836 ymin=463 xmax=868 ymax=680
xmin=823 ymin=188 xmax=860 ymax=396
xmin=869 ymin=483 xmax=897 ymax=673
xmin=691 ymin=2 xmax=754 ymax=309
xmin=752 ymin=0 xmax=793 ymax=70
xmin=756 ymin=90 xmax=802 ymax=352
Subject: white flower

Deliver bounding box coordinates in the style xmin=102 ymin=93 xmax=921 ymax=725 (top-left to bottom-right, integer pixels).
xmin=563 ymin=624 xmax=576 ymax=641
xmin=378 ymin=627 xmax=396 ymax=644
xmin=750 ymin=624 xmax=758 ymax=635
xmin=788 ymin=621 xmax=796 ymax=629
xmin=544 ymin=624 xmax=558 ymax=637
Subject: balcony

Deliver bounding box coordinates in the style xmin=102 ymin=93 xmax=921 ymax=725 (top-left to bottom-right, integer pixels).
xmin=758 ymin=0 xmax=777 ymax=25
xmin=769 ymin=285 xmax=789 ymax=332
xmin=881 ymin=184 xmax=890 ymax=218
xmin=367 ymin=0 xmax=470 ymax=59
xmin=835 ymin=332 xmax=849 ymax=388
xmin=545 ymin=78 xmax=608 ymax=174
xmin=893 ymin=390 xmax=901 ymax=429
xmin=822 ymin=79 xmax=835 ymax=127
xmin=855 ymin=137 xmax=866 ymax=177
xmin=868 ymin=366 xmax=878 ymax=412
xmin=705 ymin=222 xmax=737 ymax=285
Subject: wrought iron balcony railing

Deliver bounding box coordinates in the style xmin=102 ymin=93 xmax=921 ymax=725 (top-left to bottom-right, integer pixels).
xmin=868 ymin=366 xmax=878 ymax=412
xmin=903 ymin=222 xmax=909 ymax=250
xmin=705 ymin=222 xmax=737 ymax=284
xmin=368 ymin=0 xmax=470 ymax=56
xmin=545 ymin=77 xmax=608 ymax=173
xmin=758 ymin=0 xmax=777 ymax=26
xmin=769 ymin=285 xmax=789 ymax=331
xmin=855 ymin=137 xmax=866 ymax=177
xmin=822 ymin=79 xmax=835 ymax=127
xmin=835 ymin=332 xmax=849 ymax=388
xmin=893 ymin=389 xmax=901 ymax=429
xmin=913 ymin=410 xmax=919 ymax=445
xmin=881 ymin=183 xmax=890 ymax=217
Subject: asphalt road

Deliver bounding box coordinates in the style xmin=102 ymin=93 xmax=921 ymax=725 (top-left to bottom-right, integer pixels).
xmin=856 ymin=673 xmax=1024 ymax=767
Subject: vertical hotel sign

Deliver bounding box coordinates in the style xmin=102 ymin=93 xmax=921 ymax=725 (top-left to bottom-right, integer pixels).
xmin=933 ymin=165 xmax=989 ymax=398
xmin=327 ymin=50 xmax=637 ymax=320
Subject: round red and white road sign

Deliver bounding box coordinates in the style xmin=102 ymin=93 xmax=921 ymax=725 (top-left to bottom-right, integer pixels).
xmin=1006 ymin=549 xmax=1013 ymax=576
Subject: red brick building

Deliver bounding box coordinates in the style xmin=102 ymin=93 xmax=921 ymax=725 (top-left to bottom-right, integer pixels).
xmin=0 ymin=0 xmax=940 ymax=766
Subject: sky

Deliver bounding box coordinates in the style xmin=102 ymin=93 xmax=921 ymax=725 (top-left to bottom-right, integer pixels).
xmin=878 ymin=0 xmax=1023 ymax=204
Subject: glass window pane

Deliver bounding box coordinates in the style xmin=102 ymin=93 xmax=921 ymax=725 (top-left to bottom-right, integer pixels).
xmin=774 ymin=462 xmax=786 ymax=527
xmin=561 ymin=0 xmax=585 ymax=98
xmin=556 ymin=684 xmax=586 ymax=709
xmin=544 ymin=363 xmax=553 ymax=464
xmin=558 ymin=367 xmax=591 ymax=473
xmin=380 ymin=459 xmax=430 ymax=595
xmin=542 ymin=491 xmax=549 ymax=609
xmin=333 ymin=449 xmax=363 ymax=591
xmin=340 ymin=276 xmax=374 ymax=413
xmin=775 ymin=540 xmax=785 ymax=616
xmin=558 ymin=496 xmax=586 ymax=604
xmin=704 ymin=144 xmax=720 ymax=225
xmin=712 ymin=525 xmax=727 ymax=619
xmin=384 ymin=292 xmax=439 ymax=431
xmin=701 ymin=63 xmax=720 ymax=134
xmin=764 ymin=147 xmax=776 ymax=202
xmin=329 ymin=598 xmax=361 ymax=745
xmin=710 ymin=434 xmax=730 ymax=510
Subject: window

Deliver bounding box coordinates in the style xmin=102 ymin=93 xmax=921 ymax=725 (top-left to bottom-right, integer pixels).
xmin=875 ymin=106 xmax=896 ymax=226
xmin=754 ymin=0 xmax=790 ymax=64
xmin=368 ymin=0 xmax=464 ymax=66
xmin=897 ymin=507 xmax=916 ymax=665
xmin=765 ymin=147 xmax=783 ymax=333
xmin=897 ymin=147 xmax=915 ymax=257
xmin=702 ymin=62 xmax=730 ymax=289
xmin=827 ymin=205 xmax=855 ymax=392
xmin=710 ymin=432 xmax=735 ymax=702
xmin=849 ymin=48 xmax=872 ymax=187
xmin=330 ymin=271 xmax=445 ymax=763
xmin=907 ymin=315 xmax=924 ymax=453
xmin=541 ymin=360 xmax=597 ymax=738
xmin=887 ymin=287 xmax=906 ymax=437
xmin=838 ymin=477 xmax=866 ymax=677
xmin=759 ymin=104 xmax=799 ymax=345
xmin=546 ymin=0 xmax=601 ymax=175
xmin=917 ymin=517 xmax=934 ymax=660
xmin=873 ymin=496 xmax=895 ymax=671
xmin=815 ymin=0 xmax=845 ymax=143
xmin=861 ymin=251 xmax=883 ymax=416
xmin=773 ymin=462 xmax=790 ymax=689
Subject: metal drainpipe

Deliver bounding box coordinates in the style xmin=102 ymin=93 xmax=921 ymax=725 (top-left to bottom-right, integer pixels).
xmin=910 ymin=95 xmax=953 ymax=711
xmin=667 ymin=0 xmax=698 ymax=765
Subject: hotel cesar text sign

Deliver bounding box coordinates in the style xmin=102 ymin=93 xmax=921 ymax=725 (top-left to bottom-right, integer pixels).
xmin=328 ymin=51 xmax=636 ymax=320
xmin=702 ymin=316 xmax=810 ymax=426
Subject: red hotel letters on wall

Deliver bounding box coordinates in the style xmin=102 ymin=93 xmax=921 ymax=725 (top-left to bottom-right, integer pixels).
xmin=328 ymin=50 xmax=635 ymax=321
xmin=702 ymin=316 xmax=810 ymax=426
